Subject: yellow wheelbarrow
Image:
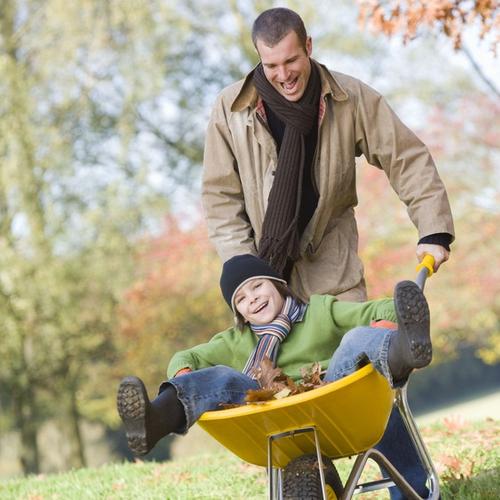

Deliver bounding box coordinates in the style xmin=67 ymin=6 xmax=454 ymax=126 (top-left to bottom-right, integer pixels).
xmin=198 ymin=256 xmax=439 ymax=499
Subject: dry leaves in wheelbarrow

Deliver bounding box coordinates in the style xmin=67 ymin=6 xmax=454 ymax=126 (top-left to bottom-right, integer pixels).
xmin=220 ymin=358 xmax=328 ymax=408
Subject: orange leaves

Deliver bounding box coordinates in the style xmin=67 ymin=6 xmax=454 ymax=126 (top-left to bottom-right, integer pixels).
xmin=442 ymin=414 xmax=467 ymax=433
xmin=438 ymin=453 xmax=476 ymax=480
xmin=357 ymin=0 xmax=499 ymax=52
xmin=245 ymin=388 xmax=281 ymax=403
xmin=254 ymin=358 xmax=284 ymax=390
xmin=425 ymin=417 xmax=499 ymax=483
xmin=219 ymin=358 xmax=328 ymax=407
xmin=115 ymin=212 xmax=232 ymax=389
xmin=300 ymin=362 xmax=325 ymax=389
xmin=254 ymin=358 xmax=326 ymax=396
xmin=359 ymin=2 xmax=402 ymax=37
xmin=130 ymin=214 xmax=214 ymax=298
xmin=119 ymin=214 xmax=222 ymax=338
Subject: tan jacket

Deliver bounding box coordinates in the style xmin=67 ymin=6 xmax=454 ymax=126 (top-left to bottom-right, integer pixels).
xmin=202 ymin=61 xmax=454 ymax=301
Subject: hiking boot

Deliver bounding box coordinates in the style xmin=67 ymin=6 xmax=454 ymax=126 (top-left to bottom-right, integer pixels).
xmin=388 ymin=280 xmax=432 ymax=382
xmin=117 ymin=376 xmax=186 ymax=456
xmin=117 ymin=376 xmax=152 ymax=456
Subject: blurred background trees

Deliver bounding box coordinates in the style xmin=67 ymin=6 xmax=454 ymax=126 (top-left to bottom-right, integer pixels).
xmin=0 ymin=0 xmax=498 ymax=476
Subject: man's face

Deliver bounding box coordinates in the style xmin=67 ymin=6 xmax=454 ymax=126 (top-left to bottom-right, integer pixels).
xmin=256 ymin=30 xmax=312 ymax=102
xmin=234 ymin=278 xmax=285 ymax=325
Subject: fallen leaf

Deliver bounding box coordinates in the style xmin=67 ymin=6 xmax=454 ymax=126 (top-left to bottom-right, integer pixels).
xmin=112 ymin=479 xmax=126 ymax=490
xmin=442 ymin=415 xmax=467 ymax=432
xmin=300 ymin=362 xmax=325 ymax=387
xmin=254 ymin=357 xmax=283 ymax=388
xmin=274 ymin=387 xmax=292 ymax=399
xmin=245 ymin=388 xmax=277 ymax=402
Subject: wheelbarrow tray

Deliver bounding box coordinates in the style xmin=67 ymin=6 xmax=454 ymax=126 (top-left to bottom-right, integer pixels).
xmin=198 ymin=363 xmax=394 ymax=468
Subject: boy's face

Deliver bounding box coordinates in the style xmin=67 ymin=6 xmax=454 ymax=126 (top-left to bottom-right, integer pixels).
xmin=234 ymin=278 xmax=284 ymax=325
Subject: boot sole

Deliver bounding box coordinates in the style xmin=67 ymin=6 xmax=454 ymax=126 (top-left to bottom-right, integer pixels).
xmin=394 ymin=280 xmax=432 ymax=369
xmin=117 ymin=376 xmax=150 ymax=456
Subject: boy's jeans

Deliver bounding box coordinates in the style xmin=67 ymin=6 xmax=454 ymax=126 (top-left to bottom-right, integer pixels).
xmin=166 ymin=326 xmax=428 ymax=499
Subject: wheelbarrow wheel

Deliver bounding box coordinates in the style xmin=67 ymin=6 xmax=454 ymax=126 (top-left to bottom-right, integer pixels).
xmin=282 ymin=454 xmax=343 ymax=499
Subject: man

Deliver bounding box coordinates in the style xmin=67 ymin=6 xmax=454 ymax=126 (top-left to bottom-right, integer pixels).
xmin=202 ymin=7 xmax=454 ymax=303
xmin=202 ymin=7 xmax=454 ymax=499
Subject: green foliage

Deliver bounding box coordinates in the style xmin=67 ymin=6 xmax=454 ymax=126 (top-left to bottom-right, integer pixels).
xmin=0 ymin=0 xmax=271 ymax=472
xmin=0 ymin=0 xmax=185 ymax=471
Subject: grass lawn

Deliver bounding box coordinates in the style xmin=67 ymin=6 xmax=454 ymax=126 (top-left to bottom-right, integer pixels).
xmin=0 ymin=418 xmax=498 ymax=499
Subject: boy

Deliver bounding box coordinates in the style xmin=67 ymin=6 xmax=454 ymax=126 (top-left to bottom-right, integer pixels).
xmin=117 ymin=254 xmax=431 ymax=463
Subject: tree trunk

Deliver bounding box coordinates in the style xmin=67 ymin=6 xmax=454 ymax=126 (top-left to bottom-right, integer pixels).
xmin=64 ymin=387 xmax=86 ymax=469
xmin=12 ymin=387 xmax=39 ymax=474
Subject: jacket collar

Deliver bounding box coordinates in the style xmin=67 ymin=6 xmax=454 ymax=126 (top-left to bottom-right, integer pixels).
xmin=231 ymin=59 xmax=348 ymax=112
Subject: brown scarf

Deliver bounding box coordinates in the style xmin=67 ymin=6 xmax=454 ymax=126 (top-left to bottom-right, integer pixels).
xmin=253 ymin=60 xmax=321 ymax=275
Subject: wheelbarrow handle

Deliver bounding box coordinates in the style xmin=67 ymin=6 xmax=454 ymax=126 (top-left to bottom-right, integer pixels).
xmin=415 ymin=254 xmax=435 ymax=291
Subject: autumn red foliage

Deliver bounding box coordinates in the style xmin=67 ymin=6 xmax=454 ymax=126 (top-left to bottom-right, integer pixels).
xmin=357 ymin=94 xmax=500 ymax=362
xmin=115 ymin=214 xmax=232 ymax=388
xmin=357 ymin=0 xmax=499 ymax=52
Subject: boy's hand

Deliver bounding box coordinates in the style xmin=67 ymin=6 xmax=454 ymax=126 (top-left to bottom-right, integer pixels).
xmin=174 ymin=368 xmax=192 ymax=377
xmin=370 ymin=319 xmax=398 ymax=330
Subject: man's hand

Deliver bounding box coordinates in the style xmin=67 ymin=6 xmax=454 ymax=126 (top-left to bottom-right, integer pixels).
xmin=416 ymin=244 xmax=449 ymax=272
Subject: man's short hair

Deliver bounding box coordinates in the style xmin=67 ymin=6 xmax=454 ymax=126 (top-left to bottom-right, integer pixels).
xmin=252 ymin=8 xmax=307 ymax=51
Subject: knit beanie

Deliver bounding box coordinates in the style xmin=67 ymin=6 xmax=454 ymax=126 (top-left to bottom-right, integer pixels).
xmin=220 ymin=254 xmax=287 ymax=312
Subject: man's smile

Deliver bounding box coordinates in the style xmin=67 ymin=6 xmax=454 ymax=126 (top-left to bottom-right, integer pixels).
xmin=281 ymin=77 xmax=298 ymax=91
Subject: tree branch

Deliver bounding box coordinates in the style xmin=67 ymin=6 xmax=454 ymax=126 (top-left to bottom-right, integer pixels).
xmin=461 ymin=44 xmax=500 ymax=98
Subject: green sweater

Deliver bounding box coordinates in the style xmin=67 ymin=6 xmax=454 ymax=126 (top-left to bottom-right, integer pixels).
xmin=167 ymin=294 xmax=396 ymax=381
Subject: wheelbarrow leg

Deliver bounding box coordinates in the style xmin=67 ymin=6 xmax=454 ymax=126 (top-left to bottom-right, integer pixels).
xmin=341 ymin=386 xmax=440 ymax=499
xmin=275 ymin=467 xmax=283 ymax=500
xmin=342 ymin=448 xmax=424 ymax=499
xmin=267 ymin=432 xmax=284 ymax=500
xmin=395 ymin=384 xmax=440 ymax=499
xmin=267 ymin=462 xmax=283 ymax=500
